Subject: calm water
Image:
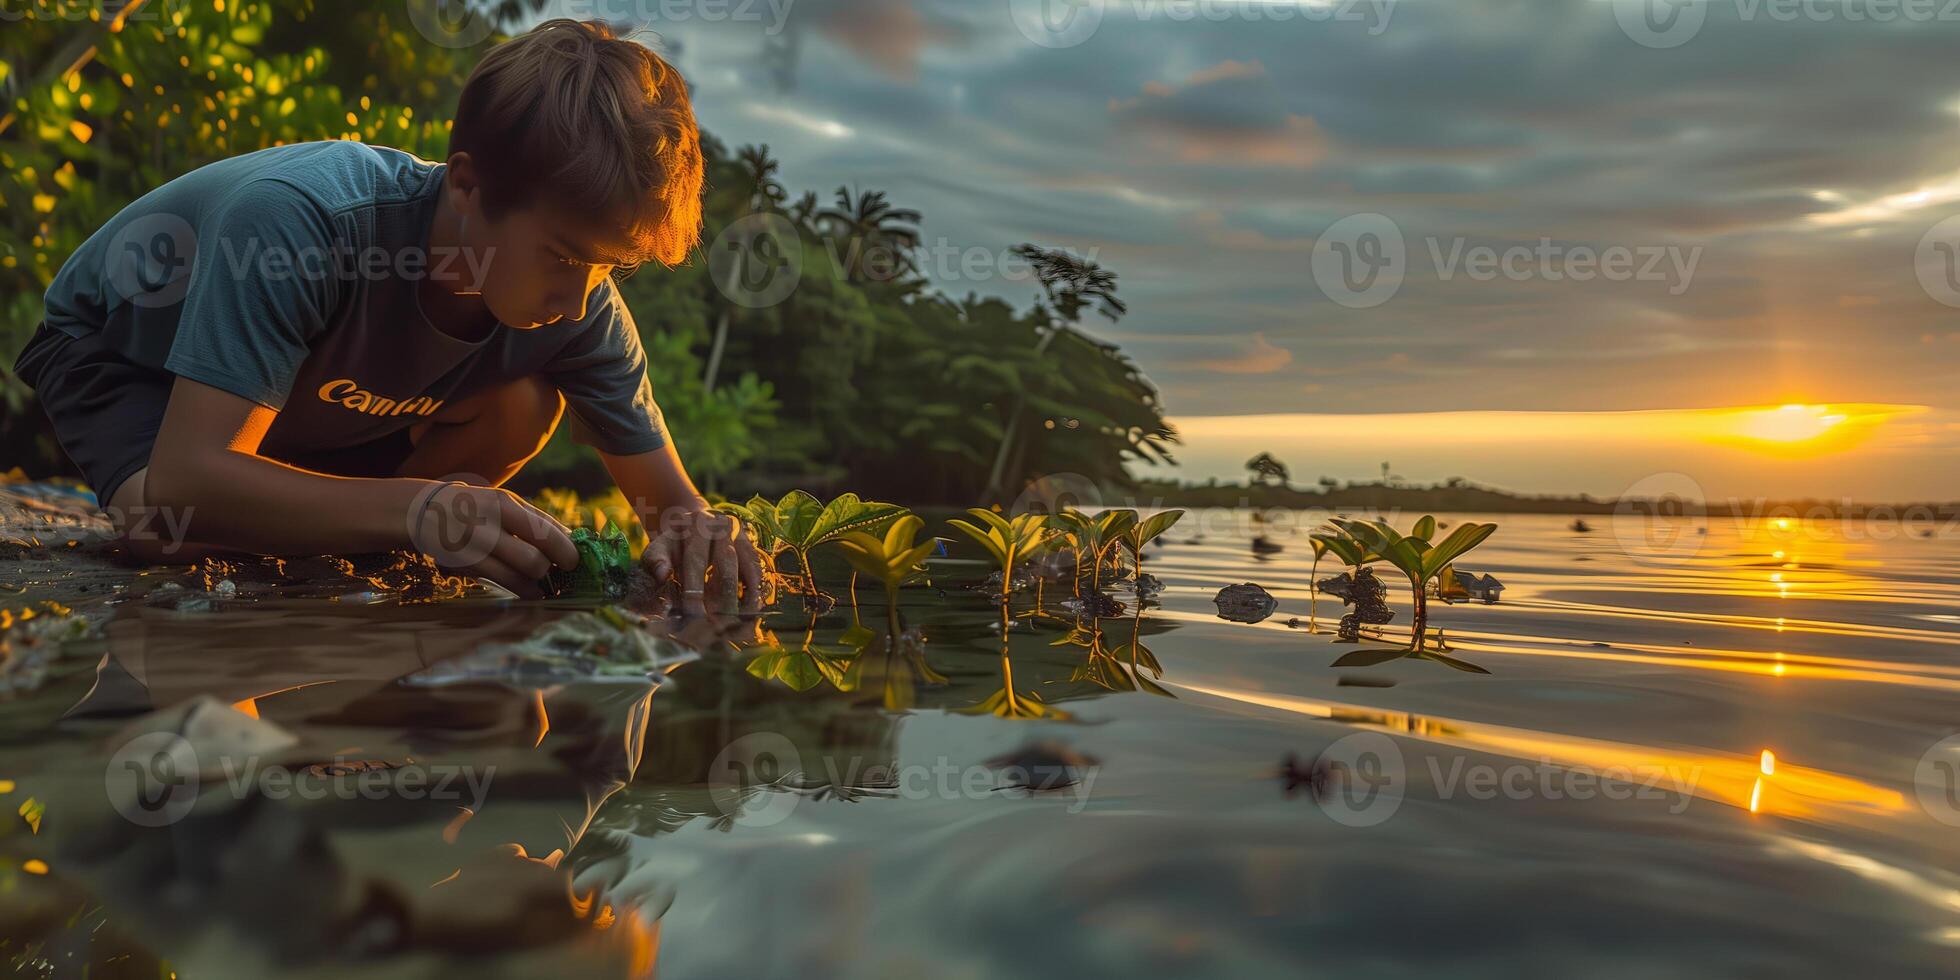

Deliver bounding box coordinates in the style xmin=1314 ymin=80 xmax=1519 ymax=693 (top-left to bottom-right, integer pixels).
xmin=3 ymin=513 xmax=1957 ymax=977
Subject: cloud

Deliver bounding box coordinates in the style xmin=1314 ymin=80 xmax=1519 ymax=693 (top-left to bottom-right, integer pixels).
xmin=1108 ymin=59 xmax=1326 ymax=166
xmin=1197 ymin=332 xmax=1294 ymax=374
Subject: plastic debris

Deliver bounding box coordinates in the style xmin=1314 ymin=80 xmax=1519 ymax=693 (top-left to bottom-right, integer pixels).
xmin=403 ymin=606 xmax=696 ymax=688
xmin=1 ymin=602 xmax=101 ymax=697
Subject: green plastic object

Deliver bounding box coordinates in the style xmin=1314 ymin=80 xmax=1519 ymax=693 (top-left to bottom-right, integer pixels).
xmin=542 ymin=525 xmax=634 ymax=601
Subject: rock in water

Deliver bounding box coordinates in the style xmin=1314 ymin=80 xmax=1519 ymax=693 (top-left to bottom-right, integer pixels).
xmin=541 ymin=525 xmax=634 ymax=601
xmin=1213 ymin=582 xmax=1278 ymax=623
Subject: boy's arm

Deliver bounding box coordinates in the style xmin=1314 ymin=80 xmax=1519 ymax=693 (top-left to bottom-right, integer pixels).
xmin=602 ymin=444 xmax=763 ymax=614
xmin=146 ymin=376 xmax=578 ymax=596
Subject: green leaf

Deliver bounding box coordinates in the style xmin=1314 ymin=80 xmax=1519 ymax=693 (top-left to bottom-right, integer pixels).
xmin=1421 ymin=523 xmax=1497 ymax=580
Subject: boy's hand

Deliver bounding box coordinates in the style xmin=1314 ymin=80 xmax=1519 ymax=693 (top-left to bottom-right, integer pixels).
xmin=641 ymin=508 xmax=765 ymax=615
xmin=410 ymin=483 xmax=579 ymax=599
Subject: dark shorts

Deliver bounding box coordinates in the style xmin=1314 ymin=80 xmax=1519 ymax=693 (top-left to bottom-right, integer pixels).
xmin=12 ymin=322 xmax=414 ymax=509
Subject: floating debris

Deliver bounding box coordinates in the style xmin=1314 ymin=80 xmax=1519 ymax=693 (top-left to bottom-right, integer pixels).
xmin=1213 ymin=582 xmax=1278 ymax=624
xmin=985 ymin=741 xmax=1100 ymax=792
xmin=1 ymin=602 xmax=102 ymax=697
xmin=402 ymin=606 xmax=696 ymax=688
xmin=1059 ymin=591 xmax=1127 ymax=619
xmin=1131 ymin=572 xmax=1165 ymax=600
xmin=1250 ymin=535 xmax=1283 ymax=555
xmin=296 ymin=759 xmax=403 ymax=779
xmin=1321 ymin=567 xmax=1394 ymax=641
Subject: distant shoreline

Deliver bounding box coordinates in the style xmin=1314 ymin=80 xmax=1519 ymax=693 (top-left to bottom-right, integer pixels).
xmin=1123 ymin=479 xmax=1960 ymax=520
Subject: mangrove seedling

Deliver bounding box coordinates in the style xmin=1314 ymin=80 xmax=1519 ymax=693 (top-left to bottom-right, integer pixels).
xmin=1117 ymin=509 xmax=1185 ymax=579
xmin=948 ymin=508 xmax=1056 ymax=603
xmin=719 ymin=490 xmax=910 ymax=603
xmin=1052 ymin=508 xmax=1136 ymax=595
xmin=542 ymin=523 xmax=635 ymax=601
xmin=1333 ymin=516 xmax=1497 ymax=668
xmin=832 ymin=515 xmax=944 ymax=640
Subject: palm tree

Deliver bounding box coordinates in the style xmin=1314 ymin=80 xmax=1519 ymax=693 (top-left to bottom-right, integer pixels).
xmin=1245 ymin=452 xmax=1289 ymax=489
xmin=983 ymin=245 xmax=1130 ymax=499
xmin=703 ymin=144 xmax=788 ymax=393
xmin=817 ymin=186 xmax=922 ymax=284
xmin=789 ymin=189 xmax=821 ymax=235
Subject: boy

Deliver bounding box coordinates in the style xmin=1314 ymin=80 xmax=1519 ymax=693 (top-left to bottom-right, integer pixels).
xmin=12 ymin=19 xmax=761 ymax=612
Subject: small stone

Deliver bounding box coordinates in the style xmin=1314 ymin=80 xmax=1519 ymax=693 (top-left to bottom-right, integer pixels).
xmin=1213 ymin=582 xmax=1277 ymax=624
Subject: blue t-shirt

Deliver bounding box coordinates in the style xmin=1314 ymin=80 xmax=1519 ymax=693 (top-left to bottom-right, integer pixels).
xmin=41 ymin=140 xmax=669 ymax=458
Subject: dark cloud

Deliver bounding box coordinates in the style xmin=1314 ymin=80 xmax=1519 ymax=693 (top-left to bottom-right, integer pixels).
xmin=552 ymin=0 xmax=1960 ymax=419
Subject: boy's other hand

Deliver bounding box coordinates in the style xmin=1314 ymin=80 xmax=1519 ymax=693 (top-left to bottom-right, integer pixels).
xmin=410 ymin=482 xmax=578 ymax=599
xmin=642 ymin=508 xmax=765 ymax=616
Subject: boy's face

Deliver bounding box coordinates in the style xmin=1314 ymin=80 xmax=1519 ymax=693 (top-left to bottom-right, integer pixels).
xmin=468 ymin=202 xmax=635 ymax=329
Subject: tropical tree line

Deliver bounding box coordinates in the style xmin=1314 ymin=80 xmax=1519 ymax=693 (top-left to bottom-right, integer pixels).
xmin=0 ymin=0 xmax=1178 ymax=505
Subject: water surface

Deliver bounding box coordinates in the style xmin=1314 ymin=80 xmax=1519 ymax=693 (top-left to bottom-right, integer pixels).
xmin=3 ymin=513 xmax=1956 ymax=977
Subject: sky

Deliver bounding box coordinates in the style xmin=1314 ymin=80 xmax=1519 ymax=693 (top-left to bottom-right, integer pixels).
xmin=537 ymin=0 xmax=1960 ymax=501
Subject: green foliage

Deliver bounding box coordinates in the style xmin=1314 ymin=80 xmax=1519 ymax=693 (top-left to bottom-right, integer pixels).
xmin=832 ymin=514 xmax=939 ymax=596
xmin=542 ymin=523 xmax=634 ymax=601
xmin=1330 ymin=515 xmax=1497 ymax=663
xmin=1 ymin=2 xmax=1177 ymax=502
xmin=1119 ymin=508 xmax=1185 ymax=560
xmin=718 ymin=490 xmax=908 ymax=597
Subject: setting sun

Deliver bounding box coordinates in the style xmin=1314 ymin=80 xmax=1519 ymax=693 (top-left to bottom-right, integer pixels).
xmin=1737 ymin=405 xmax=1850 ymax=444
